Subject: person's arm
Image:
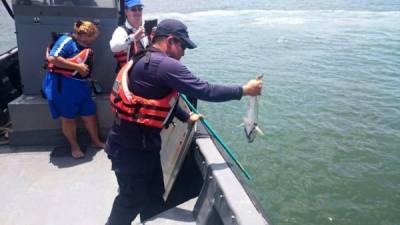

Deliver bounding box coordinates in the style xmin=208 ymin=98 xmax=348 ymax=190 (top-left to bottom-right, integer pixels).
xmin=175 ymin=105 xmax=203 ymax=125
xmin=48 ymin=36 xmax=89 ymax=76
xmin=47 ymin=56 xmax=89 ymax=76
xmin=175 ymin=105 xmax=190 ymax=122
xmin=160 ymin=59 xmax=243 ymax=102
xmin=109 ymin=26 xmax=145 ymax=53
xmin=109 ymin=27 xmax=130 ymax=53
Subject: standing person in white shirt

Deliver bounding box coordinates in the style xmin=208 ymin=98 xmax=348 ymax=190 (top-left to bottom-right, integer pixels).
xmin=109 ymin=0 xmax=147 ymax=70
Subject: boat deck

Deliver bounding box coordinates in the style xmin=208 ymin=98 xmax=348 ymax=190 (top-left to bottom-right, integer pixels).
xmin=0 ymin=146 xmax=196 ymax=225
xmin=144 ymin=198 xmax=197 ymax=225
xmin=0 ymin=146 xmax=116 ymax=225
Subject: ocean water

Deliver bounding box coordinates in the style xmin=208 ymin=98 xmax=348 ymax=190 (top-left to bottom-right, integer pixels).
xmin=1 ymin=0 xmax=400 ymax=225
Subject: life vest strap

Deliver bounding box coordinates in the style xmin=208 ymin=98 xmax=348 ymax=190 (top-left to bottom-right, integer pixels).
xmin=112 ymin=103 xmax=165 ymax=122
xmin=111 ymin=90 xmax=171 ymax=112
xmin=121 ymin=100 xmax=170 ymax=112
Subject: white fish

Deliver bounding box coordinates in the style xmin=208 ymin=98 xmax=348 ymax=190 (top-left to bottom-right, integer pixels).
xmin=243 ymin=76 xmax=264 ymax=143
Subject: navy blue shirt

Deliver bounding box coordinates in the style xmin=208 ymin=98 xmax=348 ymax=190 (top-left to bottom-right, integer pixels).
xmin=106 ymin=49 xmax=243 ymax=172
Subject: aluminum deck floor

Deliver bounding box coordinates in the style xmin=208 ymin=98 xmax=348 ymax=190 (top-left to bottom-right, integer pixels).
xmin=0 ymin=146 xmax=196 ymax=225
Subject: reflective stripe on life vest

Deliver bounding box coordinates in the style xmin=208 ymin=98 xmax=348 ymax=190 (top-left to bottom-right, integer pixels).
xmin=110 ymin=60 xmax=179 ymax=128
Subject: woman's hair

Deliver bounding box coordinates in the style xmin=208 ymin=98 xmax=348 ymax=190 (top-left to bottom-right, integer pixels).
xmin=73 ymin=20 xmax=99 ymax=37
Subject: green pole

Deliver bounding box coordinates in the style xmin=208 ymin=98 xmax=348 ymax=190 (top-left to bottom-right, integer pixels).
xmin=180 ymin=94 xmax=251 ymax=180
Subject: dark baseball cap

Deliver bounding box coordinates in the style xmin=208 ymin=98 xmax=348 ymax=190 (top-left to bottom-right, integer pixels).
xmin=154 ymin=19 xmax=197 ymax=49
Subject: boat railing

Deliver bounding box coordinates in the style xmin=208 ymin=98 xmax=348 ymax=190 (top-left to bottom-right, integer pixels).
xmin=192 ymin=124 xmax=271 ymax=225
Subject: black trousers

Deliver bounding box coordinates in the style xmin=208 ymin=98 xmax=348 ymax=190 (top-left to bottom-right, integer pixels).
xmin=106 ymin=151 xmax=166 ymax=225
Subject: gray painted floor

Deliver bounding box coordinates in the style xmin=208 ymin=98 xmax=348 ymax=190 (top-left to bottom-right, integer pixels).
xmin=0 ymin=146 xmax=198 ymax=225
xmin=143 ymin=198 xmax=197 ymax=225
xmin=0 ymin=146 xmax=117 ymax=225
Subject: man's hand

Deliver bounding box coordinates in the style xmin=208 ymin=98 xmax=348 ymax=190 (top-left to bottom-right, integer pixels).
xmin=132 ymin=26 xmax=145 ymax=42
xmin=187 ymin=112 xmax=203 ymax=125
xmin=242 ymin=75 xmax=263 ymax=96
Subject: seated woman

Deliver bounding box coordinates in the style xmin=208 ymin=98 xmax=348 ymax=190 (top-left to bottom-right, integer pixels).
xmin=42 ymin=20 xmax=105 ymax=158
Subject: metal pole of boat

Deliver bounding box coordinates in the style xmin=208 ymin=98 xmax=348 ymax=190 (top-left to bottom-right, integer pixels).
xmin=1 ymin=0 xmax=15 ymax=19
xmin=180 ymin=94 xmax=252 ymax=180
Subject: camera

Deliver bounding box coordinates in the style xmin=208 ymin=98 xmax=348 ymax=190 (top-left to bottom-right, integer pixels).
xmin=144 ymin=19 xmax=158 ymax=36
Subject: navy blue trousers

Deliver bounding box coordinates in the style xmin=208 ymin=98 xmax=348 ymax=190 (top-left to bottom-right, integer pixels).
xmin=106 ymin=151 xmax=166 ymax=225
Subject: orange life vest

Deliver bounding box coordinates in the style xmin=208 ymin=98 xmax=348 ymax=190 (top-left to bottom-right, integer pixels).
xmin=46 ymin=47 xmax=93 ymax=79
xmin=110 ymin=60 xmax=179 ymax=128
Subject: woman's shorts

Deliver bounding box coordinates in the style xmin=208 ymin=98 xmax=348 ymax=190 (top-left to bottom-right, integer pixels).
xmin=43 ymin=73 xmax=96 ymax=119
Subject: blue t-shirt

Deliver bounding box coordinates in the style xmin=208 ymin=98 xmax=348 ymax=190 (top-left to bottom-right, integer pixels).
xmin=49 ymin=35 xmax=80 ymax=58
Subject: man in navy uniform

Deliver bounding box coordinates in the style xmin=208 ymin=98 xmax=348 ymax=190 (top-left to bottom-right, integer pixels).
xmin=105 ymin=19 xmax=263 ymax=225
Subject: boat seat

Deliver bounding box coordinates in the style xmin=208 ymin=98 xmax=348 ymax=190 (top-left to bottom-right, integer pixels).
xmin=8 ymin=94 xmax=113 ymax=146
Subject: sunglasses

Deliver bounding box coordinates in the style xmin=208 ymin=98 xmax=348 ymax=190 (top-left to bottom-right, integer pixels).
xmin=129 ymin=6 xmax=143 ymax=12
